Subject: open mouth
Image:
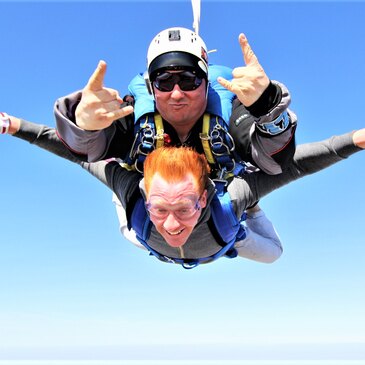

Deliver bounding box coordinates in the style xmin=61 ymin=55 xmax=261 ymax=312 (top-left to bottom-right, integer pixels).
xmin=165 ymin=228 xmax=185 ymax=236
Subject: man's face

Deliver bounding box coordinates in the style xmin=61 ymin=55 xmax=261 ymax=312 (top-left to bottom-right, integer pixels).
xmin=146 ymin=172 xmax=207 ymax=247
xmin=152 ymin=70 xmax=208 ymax=131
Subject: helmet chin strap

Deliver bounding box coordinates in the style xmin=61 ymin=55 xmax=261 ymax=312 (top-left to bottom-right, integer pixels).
xmin=191 ymin=0 xmax=201 ymax=35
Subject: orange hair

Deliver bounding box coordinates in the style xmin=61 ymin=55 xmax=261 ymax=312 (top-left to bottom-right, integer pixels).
xmin=144 ymin=147 xmax=210 ymax=195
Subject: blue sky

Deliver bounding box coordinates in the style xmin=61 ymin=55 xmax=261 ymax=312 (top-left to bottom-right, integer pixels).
xmin=1 ymin=0 xmax=365 ymax=361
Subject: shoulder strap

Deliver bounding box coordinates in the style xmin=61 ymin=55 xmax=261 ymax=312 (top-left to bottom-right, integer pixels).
xmin=200 ymin=113 xmax=248 ymax=179
xmin=200 ymin=113 xmax=215 ymax=164
xmin=130 ymin=197 xmax=152 ymax=242
xmin=125 ymin=112 xmax=165 ymax=173
xmin=154 ymin=113 xmax=165 ymax=149
xmin=210 ymin=180 xmax=246 ymax=245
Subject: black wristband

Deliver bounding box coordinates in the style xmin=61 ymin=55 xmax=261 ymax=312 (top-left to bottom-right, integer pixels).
xmin=246 ymin=82 xmax=281 ymax=118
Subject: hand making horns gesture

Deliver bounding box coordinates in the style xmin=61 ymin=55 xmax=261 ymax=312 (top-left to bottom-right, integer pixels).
xmin=218 ymin=33 xmax=270 ymax=107
xmin=75 ymin=61 xmax=134 ymax=130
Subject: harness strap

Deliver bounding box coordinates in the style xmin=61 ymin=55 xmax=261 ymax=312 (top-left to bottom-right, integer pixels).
xmin=125 ymin=113 xmax=165 ymax=172
xmin=130 ymin=111 xmax=246 ymax=179
xmin=200 ymin=113 xmax=215 ymax=164
xmin=199 ymin=113 xmax=248 ymax=179
xmin=211 ymin=180 xmax=246 ymax=243
xmin=154 ymin=113 xmax=165 ymax=149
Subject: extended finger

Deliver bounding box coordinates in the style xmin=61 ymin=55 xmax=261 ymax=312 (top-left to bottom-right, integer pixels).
xmin=86 ymin=60 xmax=107 ymax=91
xmin=217 ymin=76 xmax=234 ymax=92
xmin=239 ymin=33 xmax=259 ymax=66
xmin=102 ymin=99 xmax=125 ymax=113
xmin=105 ymin=105 xmax=134 ymax=122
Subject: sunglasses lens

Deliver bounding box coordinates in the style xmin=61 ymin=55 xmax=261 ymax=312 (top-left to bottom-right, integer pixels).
xmin=153 ymin=72 xmax=173 ymax=91
xmin=179 ymin=71 xmax=203 ymax=91
xmin=153 ymin=71 xmax=203 ymax=92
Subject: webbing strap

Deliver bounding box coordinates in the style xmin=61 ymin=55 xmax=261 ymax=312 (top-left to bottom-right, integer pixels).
xmin=154 ymin=113 xmax=165 ymax=149
xmin=200 ymin=113 xmax=215 ymax=164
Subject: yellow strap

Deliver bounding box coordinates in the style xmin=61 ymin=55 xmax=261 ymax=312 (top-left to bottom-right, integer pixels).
xmin=200 ymin=113 xmax=215 ymax=164
xmin=141 ymin=114 xmax=149 ymax=128
xmin=154 ymin=113 xmax=165 ymax=149
xmin=119 ymin=162 xmax=136 ymax=171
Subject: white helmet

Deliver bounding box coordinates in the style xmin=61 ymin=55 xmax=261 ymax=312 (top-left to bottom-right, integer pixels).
xmin=146 ymin=27 xmax=209 ymax=80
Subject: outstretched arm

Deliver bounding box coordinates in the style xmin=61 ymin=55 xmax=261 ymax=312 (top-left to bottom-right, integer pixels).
xmin=7 ymin=115 xmax=85 ymax=165
xmin=231 ymin=129 xmax=365 ymax=210
xmin=7 ymin=115 xmax=141 ymax=210
xmin=7 ymin=115 xmax=116 ymax=188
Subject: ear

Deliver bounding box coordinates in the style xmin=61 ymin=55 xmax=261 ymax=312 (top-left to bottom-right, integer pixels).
xmin=199 ymin=189 xmax=208 ymax=209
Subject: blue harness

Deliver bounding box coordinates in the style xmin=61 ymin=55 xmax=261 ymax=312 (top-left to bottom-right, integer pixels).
xmin=126 ymin=65 xmax=248 ymax=268
xmin=130 ymin=180 xmax=247 ymax=269
xmin=125 ymin=65 xmax=247 ymax=178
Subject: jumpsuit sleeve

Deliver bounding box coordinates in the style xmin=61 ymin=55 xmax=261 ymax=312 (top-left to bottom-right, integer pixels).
xmin=229 ymin=81 xmax=297 ymax=175
xmin=13 ymin=118 xmax=141 ymax=211
xmin=229 ymin=131 xmax=361 ymax=211
xmin=54 ymin=92 xmax=135 ymax=162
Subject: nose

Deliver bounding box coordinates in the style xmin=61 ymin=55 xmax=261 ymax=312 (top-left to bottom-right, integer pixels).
xmin=170 ymin=84 xmax=185 ymax=99
xmin=162 ymin=212 xmax=181 ymax=232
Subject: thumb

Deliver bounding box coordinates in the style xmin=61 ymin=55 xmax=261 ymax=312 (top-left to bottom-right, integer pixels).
xmin=86 ymin=60 xmax=107 ymax=91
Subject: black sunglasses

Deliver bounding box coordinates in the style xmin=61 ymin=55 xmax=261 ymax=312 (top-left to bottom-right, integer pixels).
xmin=153 ymin=70 xmax=203 ymax=92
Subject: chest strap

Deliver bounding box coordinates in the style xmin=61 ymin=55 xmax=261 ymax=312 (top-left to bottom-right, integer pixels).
xmin=126 ymin=113 xmax=164 ymax=172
